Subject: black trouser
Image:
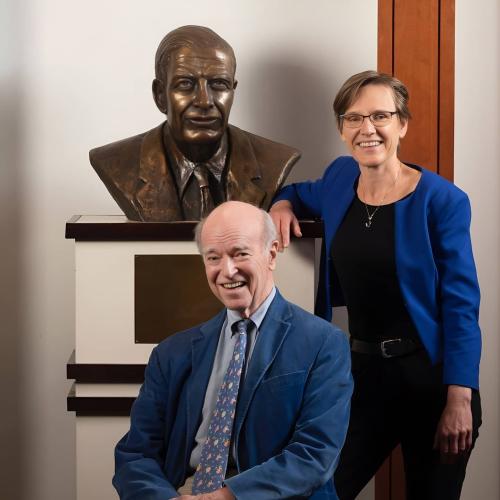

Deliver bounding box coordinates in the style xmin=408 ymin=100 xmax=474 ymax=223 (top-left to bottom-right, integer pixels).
xmin=334 ymin=349 xmax=482 ymax=500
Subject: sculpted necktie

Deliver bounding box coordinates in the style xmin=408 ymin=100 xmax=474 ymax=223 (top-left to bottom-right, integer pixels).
xmin=193 ymin=165 xmax=215 ymax=219
xmin=192 ymin=319 xmax=252 ymax=494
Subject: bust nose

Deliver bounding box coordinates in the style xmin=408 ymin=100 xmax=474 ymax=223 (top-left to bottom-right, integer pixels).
xmin=194 ymin=80 xmax=213 ymax=109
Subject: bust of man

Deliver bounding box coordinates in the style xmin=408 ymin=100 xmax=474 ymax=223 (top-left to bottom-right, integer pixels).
xmin=89 ymin=25 xmax=301 ymax=222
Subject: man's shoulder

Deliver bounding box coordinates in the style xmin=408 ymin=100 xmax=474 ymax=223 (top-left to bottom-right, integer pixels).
xmin=273 ymin=292 xmax=347 ymax=345
xmin=288 ymin=300 xmax=345 ymax=337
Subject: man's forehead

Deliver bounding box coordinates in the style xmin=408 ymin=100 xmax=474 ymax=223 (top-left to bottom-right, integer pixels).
xmin=203 ymin=231 xmax=253 ymax=247
xmin=202 ymin=221 xmax=262 ymax=249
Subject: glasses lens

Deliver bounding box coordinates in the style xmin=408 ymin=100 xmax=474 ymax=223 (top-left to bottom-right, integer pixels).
xmin=370 ymin=112 xmax=393 ymax=126
xmin=342 ymin=114 xmax=363 ymax=128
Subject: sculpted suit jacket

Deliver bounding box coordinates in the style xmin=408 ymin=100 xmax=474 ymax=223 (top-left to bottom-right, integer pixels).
xmin=113 ymin=291 xmax=353 ymax=499
xmin=89 ymin=123 xmax=301 ymax=221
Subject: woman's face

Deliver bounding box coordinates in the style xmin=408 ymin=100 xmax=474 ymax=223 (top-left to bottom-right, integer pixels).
xmin=340 ymin=84 xmax=408 ymax=169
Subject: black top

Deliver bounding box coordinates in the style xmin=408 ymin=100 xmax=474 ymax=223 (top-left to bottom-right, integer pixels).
xmin=331 ymin=194 xmax=419 ymax=342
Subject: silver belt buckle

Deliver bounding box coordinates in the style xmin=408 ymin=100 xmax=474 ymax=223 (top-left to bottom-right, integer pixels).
xmin=380 ymin=339 xmax=402 ymax=358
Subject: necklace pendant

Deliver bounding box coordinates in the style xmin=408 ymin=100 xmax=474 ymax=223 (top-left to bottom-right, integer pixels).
xmin=365 ymin=220 xmax=372 ymax=228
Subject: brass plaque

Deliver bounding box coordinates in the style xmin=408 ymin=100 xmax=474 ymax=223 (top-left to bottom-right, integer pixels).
xmin=135 ymin=255 xmax=222 ymax=344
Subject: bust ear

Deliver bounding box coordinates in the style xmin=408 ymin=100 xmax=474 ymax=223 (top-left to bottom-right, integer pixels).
xmin=152 ymin=79 xmax=167 ymax=114
xmin=233 ymin=80 xmax=238 ymax=90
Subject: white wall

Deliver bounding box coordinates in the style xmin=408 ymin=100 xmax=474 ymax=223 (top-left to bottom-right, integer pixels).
xmin=0 ymin=1 xmax=376 ymax=499
xmin=6 ymin=2 xmax=497 ymax=499
xmin=0 ymin=1 xmax=27 ymax=498
xmin=455 ymin=1 xmax=500 ymax=498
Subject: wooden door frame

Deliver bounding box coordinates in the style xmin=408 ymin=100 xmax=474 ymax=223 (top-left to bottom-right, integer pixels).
xmin=376 ymin=1 xmax=455 ymax=498
xmin=378 ymin=0 xmax=455 ymax=180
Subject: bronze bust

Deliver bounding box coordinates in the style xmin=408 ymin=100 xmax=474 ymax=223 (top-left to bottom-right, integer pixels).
xmin=90 ymin=25 xmax=301 ymax=221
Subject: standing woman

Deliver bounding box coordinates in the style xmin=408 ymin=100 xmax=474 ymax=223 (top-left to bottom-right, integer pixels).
xmin=270 ymin=71 xmax=481 ymax=500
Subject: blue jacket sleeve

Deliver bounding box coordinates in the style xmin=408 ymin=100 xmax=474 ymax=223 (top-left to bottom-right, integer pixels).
xmin=430 ymin=190 xmax=481 ymax=389
xmin=113 ymin=347 xmax=179 ymax=500
xmin=272 ymin=173 xmax=327 ymax=219
xmin=225 ymin=328 xmax=353 ymax=499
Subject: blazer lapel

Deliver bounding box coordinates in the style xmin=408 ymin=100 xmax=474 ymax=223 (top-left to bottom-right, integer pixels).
xmin=183 ymin=310 xmax=226 ymax=466
xmin=226 ymin=125 xmax=267 ymax=206
xmin=134 ymin=123 xmax=183 ymax=221
xmin=233 ymin=291 xmax=292 ymax=461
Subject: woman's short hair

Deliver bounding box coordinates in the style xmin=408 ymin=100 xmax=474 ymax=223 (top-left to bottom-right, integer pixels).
xmin=333 ymin=70 xmax=411 ymax=129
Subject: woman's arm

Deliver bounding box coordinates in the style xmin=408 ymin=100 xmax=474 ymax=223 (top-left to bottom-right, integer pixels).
xmin=429 ymin=187 xmax=481 ymax=459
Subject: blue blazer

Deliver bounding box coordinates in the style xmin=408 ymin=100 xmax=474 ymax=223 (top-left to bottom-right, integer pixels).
xmin=274 ymin=156 xmax=481 ymax=390
xmin=113 ymin=290 xmax=353 ymax=499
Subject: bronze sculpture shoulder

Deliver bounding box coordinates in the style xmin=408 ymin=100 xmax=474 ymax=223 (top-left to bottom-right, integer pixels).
xmin=89 ymin=123 xmax=300 ymax=222
xmin=225 ymin=125 xmax=300 ymax=210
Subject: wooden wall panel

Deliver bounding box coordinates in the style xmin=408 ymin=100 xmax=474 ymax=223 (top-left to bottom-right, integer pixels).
xmin=378 ymin=0 xmax=454 ymax=178
xmin=394 ymin=0 xmax=439 ymax=172
xmin=376 ymin=1 xmax=455 ymax=498
xmin=439 ymin=0 xmax=455 ymax=181
xmin=378 ymin=0 xmax=394 ymax=74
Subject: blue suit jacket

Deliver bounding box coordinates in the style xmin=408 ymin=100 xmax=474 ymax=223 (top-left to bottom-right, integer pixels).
xmin=113 ymin=291 xmax=353 ymax=499
xmin=274 ymin=156 xmax=481 ymax=389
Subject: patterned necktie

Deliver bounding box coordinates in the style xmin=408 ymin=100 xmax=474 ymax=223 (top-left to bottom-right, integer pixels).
xmin=192 ymin=319 xmax=251 ymax=494
xmin=192 ymin=165 xmax=214 ymax=218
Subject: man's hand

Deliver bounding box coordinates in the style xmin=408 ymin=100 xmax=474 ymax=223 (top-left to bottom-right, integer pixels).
xmin=269 ymin=200 xmax=302 ymax=251
xmin=433 ymin=385 xmax=473 ymax=463
xmin=171 ymin=487 xmax=235 ymax=500
xmin=197 ymin=487 xmax=235 ymax=500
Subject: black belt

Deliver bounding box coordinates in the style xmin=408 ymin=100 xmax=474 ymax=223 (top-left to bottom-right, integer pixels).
xmin=350 ymin=338 xmax=421 ymax=358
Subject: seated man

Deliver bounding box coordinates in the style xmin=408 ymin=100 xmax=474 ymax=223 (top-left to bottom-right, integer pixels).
xmin=113 ymin=201 xmax=353 ymax=499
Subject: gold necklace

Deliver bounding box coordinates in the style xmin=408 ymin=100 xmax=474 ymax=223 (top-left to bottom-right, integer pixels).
xmin=360 ymin=163 xmax=402 ymax=228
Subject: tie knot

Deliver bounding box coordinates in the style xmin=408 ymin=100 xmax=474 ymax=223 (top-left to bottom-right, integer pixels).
xmin=193 ymin=165 xmax=210 ymax=187
xmin=231 ymin=319 xmax=253 ymax=336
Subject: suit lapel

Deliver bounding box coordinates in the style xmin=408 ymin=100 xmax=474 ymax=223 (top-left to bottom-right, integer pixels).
xmin=233 ymin=292 xmax=292 ymax=458
xmin=134 ymin=123 xmax=183 ymax=221
xmin=183 ymin=310 xmax=226 ymax=466
xmin=226 ymin=125 xmax=266 ymax=206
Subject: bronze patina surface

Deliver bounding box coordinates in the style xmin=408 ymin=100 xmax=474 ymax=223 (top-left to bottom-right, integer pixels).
xmin=90 ymin=26 xmax=300 ymax=221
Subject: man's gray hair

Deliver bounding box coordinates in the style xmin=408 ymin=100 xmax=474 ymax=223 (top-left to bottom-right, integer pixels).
xmin=195 ymin=207 xmax=277 ymax=254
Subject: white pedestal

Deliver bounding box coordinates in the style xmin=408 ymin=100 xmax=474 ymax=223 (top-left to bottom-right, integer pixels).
xmin=66 ymin=215 xmax=322 ymax=500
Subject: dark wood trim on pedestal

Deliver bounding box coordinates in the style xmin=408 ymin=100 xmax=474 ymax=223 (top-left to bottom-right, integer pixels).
xmin=65 ymin=216 xmax=323 ymax=241
xmin=67 ymin=384 xmax=135 ymax=416
xmin=67 ymin=352 xmax=143 ymax=416
xmin=67 ymin=351 xmax=145 ymax=383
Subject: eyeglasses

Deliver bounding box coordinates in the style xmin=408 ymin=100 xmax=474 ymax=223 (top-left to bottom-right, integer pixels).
xmin=340 ymin=111 xmax=398 ymax=128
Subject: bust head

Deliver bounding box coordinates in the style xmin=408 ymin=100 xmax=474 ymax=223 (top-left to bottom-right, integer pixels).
xmin=152 ymin=26 xmax=238 ymax=162
xmin=89 ymin=25 xmax=300 ymax=223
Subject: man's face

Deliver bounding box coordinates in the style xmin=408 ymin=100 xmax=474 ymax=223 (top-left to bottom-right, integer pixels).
xmin=154 ymin=46 xmax=236 ymax=149
xmin=200 ymin=204 xmax=277 ymax=318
